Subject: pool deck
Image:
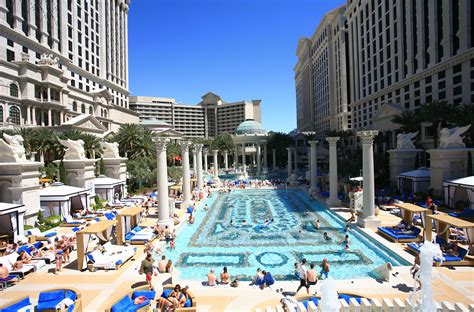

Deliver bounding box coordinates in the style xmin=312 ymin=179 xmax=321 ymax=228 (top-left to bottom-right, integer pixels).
xmin=1 ymin=188 xmax=473 ymax=311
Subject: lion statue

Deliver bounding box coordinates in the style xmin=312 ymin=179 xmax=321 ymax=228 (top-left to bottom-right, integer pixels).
xmin=58 ymin=138 xmax=86 ymax=160
xmin=0 ymin=133 xmax=27 ymax=162
xmin=396 ymin=132 xmax=418 ymax=150
xmin=439 ymin=125 xmax=471 ymax=149
xmin=100 ymin=141 xmax=120 ymax=158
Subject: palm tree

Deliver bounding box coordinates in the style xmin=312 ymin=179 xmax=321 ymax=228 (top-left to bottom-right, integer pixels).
xmin=391 ymin=110 xmax=421 ymax=133
xmin=416 ymin=101 xmax=459 ymax=148
xmin=212 ymin=133 xmax=235 ymax=152
xmin=114 ymin=124 xmax=144 ymax=158
xmin=452 ymin=103 xmax=474 ymax=147
xmin=32 ymin=129 xmax=61 ymax=161
xmin=81 ymin=133 xmax=102 ymax=159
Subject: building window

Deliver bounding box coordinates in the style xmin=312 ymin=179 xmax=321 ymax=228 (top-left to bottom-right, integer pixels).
xmin=8 ymin=106 xmax=20 ymax=125
xmin=81 ymin=104 xmax=86 ymax=114
xmin=89 ymin=106 xmax=93 ymax=115
xmin=0 ymin=106 xmax=3 ymax=123
xmin=72 ymin=101 xmax=77 ymax=111
xmin=9 ymin=84 xmax=18 ymax=97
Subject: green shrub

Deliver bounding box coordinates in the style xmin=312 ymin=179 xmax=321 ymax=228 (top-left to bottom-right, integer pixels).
xmin=37 ymin=210 xmax=44 ymax=224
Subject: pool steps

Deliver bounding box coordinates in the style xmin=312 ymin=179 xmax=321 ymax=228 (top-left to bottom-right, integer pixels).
xmin=255 ymin=298 xmax=473 ymax=312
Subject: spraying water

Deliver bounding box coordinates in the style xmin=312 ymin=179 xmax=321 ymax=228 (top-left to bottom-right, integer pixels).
xmin=319 ymin=278 xmax=341 ymax=312
xmin=410 ymin=240 xmax=443 ymax=311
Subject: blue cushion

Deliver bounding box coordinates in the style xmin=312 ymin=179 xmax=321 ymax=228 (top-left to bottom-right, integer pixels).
xmin=65 ymin=290 xmax=77 ymax=302
xmin=132 ymin=226 xmax=142 ymax=233
xmin=132 ymin=290 xmax=156 ymax=300
xmin=111 ymin=295 xmax=133 ymax=312
xmin=184 ymin=298 xmax=192 ymax=308
xmin=87 ymin=253 xmax=95 ymax=262
xmin=67 ymin=304 xmax=75 ymax=312
xmin=187 ymin=207 xmax=194 ymax=214
xmin=115 ymin=260 xmax=123 ymax=266
xmin=125 ymin=233 xmax=134 ymax=241
xmin=33 ymin=242 xmax=42 ymax=249
xmin=338 ymin=294 xmax=361 ymax=304
xmin=72 ymin=227 xmax=80 ymax=232
xmin=161 ymin=289 xmax=173 ymax=298
xmin=378 ymin=227 xmax=419 ymax=239
xmin=39 ymin=290 xmax=64 ymax=303
xmin=36 ymin=299 xmax=63 ymax=311
xmin=44 ymin=232 xmax=57 ymax=238
xmin=302 ymin=300 xmax=309 ymax=310
xmin=17 ymin=245 xmax=29 ymax=254
xmin=407 ymin=243 xmax=421 ymax=253
xmin=125 ymin=299 xmax=150 ymax=311
xmin=0 ymin=297 xmax=31 ymax=312
xmin=311 ymin=297 xmax=319 ymax=306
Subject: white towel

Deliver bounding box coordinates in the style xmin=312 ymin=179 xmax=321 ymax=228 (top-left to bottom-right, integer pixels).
xmin=56 ymin=297 xmax=74 ymax=310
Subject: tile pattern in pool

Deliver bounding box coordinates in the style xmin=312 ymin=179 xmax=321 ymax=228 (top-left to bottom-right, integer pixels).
xmin=165 ymin=189 xmax=409 ymax=281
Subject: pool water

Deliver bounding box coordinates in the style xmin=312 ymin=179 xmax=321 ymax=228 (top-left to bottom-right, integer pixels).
xmin=164 ymin=189 xmax=409 ymax=281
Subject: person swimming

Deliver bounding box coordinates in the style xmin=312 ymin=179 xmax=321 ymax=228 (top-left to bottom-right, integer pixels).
xmin=230 ymin=219 xmax=234 ymax=226
xmin=323 ymin=232 xmax=332 ymax=241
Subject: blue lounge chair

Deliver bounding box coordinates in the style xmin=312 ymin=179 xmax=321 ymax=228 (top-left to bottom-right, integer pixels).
xmin=0 ymin=297 xmax=33 ymax=312
xmin=36 ymin=289 xmax=79 ymax=312
xmin=448 ymin=208 xmax=474 ymax=219
xmin=377 ymin=226 xmax=421 ymax=243
xmin=0 ymin=275 xmax=19 ymax=291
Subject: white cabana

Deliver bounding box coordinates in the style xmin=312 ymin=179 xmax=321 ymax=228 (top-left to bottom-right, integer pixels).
xmin=40 ymin=182 xmax=90 ymax=220
xmin=443 ymin=176 xmax=474 ymax=209
xmin=93 ymin=175 xmax=126 ymax=203
xmin=0 ymin=203 xmax=26 ymax=242
xmin=397 ymin=167 xmax=430 ymax=194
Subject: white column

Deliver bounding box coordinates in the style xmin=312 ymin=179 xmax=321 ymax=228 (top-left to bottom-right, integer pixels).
xmin=256 ymin=144 xmax=262 ymax=175
xmin=47 ymin=109 xmax=52 ymax=126
xmin=195 ymin=144 xmax=203 ymax=191
xmin=156 ymin=139 xmax=172 ymax=228
xmin=309 ymin=140 xmax=318 ymax=194
xmin=224 ymin=151 xmax=228 ymax=170
xmin=40 ymin=1 xmax=48 ymax=45
xmin=192 ymin=148 xmax=197 ymax=176
xmin=287 ymin=148 xmax=293 ymax=179
xmin=27 ymin=0 xmax=37 ymax=40
xmin=213 ymin=150 xmax=219 ymax=177
xmin=272 ymin=149 xmax=277 ymax=170
xmin=181 ymin=142 xmax=192 ymax=205
xmin=26 ymin=105 xmax=31 ymax=125
xmin=293 ymin=149 xmax=298 ymax=172
xmin=357 ymin=131 xmax=381 ymax=228
xmin=326 ymin=137 xmax=341 ymax=207
xmin=241 ymin=144 xmax=247 ymax=173
xmin=234 ymin=146 xmax=238 ymax=168
xmin=263 ymin=143 xmax=268 ymax=170
xmin=59 ymin=111 xmax=63 ymax=125
xmin=203 ymin=148 xmax=208 ymax=173
xmin=441 ymin=0 xmax=453 ymax=60
xmin=13 ymin=0 xmax=23 ymax=31
xmin=50 ymin=0 xmax=59 ymax=51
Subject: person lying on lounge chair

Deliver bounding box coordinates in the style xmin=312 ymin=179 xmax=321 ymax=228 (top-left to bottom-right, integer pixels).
xmin=12 ymin=256 xmax=24 ymax=270
xmin=444 ymin=243 xmax=460 ymax=257
xmin=392 ymin=220 xmax=408 ymax=230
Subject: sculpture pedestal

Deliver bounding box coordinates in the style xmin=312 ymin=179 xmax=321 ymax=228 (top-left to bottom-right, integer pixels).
xmin=387 ymin=149 xmax=422 ymax=183
xmin=102 ymin=157 xmax=128 ymax=196
xmin=0 ymin=162 xmax=42 ymax=225
xmin=428 ymin=148 xmax=474 ymax=196
xmin=54 ymin=159 xmax=98 ymax=191
xmin=326 ymin=197 xmax=341 ymax=207
xmin=357 ymin=216 xmax=381 ymax=228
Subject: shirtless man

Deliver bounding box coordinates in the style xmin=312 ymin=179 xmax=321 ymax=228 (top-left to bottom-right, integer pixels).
xmin=207 ymin=269 xmax=217 ymax=286
xmin=158 ymin=255 xmax=167 ymax=273
xmin=0 ymin=263 xmax=9 ymax=278
xmin=307 ymin=263 xmax=318 ymax=291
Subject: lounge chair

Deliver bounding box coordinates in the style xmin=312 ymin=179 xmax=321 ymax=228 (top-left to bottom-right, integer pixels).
xmin=60 ymin=216 xmax=86 ymax=227
xmin=17 ymin=243 xmax=55 ymax=264
xmin=297 ymin=293 xmax=366 ymax=311
xmin=407 ymin=241 xmax=474 ymax=266
xmin=377 ymin=226 xmax=421 ymax=243
xmin=0 ymin=274 xmax=20 ymax=291
xmin=36 ymin=288 xmax=82 ymax=312
xmin=107 ymin=289 xmax=155 ymax=312
xmin=0 ymin=253 xmax=36 ymax=279
xmin=0 ymin=296 xmax=33 ymax=311
xmin=125 ymin=227 xmax=157 ymax=245
xmin=162 ymin=284 xmax=197 ymax=311
xmin=87 ymin=243 xmax=136 ymax=270
xmin=26 ymin=228 xmax=57 ymax=243
xmin=448 ymin=208 xmax=474 ymax=220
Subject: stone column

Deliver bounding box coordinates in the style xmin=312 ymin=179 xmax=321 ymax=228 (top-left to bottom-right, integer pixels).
xmin=224 ymin=151 xmax=228 ymax=170
xmin=234 ymin=146 xmax=239 ymax=168
xmin=256 ymin=144 xmax=262 ymax=175
xmin=192 ymin=148 xmax=197 ymax=176
xmin=326 ymin=137 xmax=341 ymax=207
xmin=203 ymin=148 xmax=208 ymax=173
xmin=263 ymin=143 xmax=268 ymax=171
xmin=241 ymin=144 xmax=247 ymax=173
xmin=357 ymin=131 xmax=381 ymax=228
xmin=272 ymin=149 xmax=277 ymax=170
xmin=309 ymin=140 xmax=318 ymax=195
xmin=26 ymin=105 xmax=31 ymax=125
xmin=287 ymin=148 xmax=293 ymax=179
xmin=48 ymin=109 xmax=52 ymax=126
xmin=196 ymin=144 xmax=203 ymax=191
xmin=156 ymin=139 xmax=172 ymax=228
xmin=212 ymin=150 xmax=219 ymax=177
xmin=180 ymin=142 xmax=192 ymax=206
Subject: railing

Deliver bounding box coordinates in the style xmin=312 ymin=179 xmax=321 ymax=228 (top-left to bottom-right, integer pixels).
xmin=256 ymin=297 xmax=473 ymax=312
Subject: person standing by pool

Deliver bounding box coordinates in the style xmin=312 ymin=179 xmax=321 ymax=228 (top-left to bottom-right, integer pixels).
xmin=220 ymin=266 xmax=230 ymax=285
xmin=296 ymin=258 xmax=309 ymax=294
xmin=315 ymin=219 xmax=321 ymax=229
xmin=307 ymin=263 xmax=318 ymax=292
xmin=207 ymin=269 xmax=217 ymax=286
xmin=166 ymin=259 xmax=173 ymax=273
xmin=140 ymin=254 xmax=155 ymax=290
xmin=158 ymin=255 xmax=167 ymax=273
xmin=319 ymin=258 xmax=330 ymax=280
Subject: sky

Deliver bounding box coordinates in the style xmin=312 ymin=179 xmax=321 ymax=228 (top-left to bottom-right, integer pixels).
xmin=128 ymin=0 xmax=345 ymax=133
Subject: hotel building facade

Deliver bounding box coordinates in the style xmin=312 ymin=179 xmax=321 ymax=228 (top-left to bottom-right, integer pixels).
xmin=0 ymin=0 xmax=138 ymax=136
xmin=130 ymin=92 xmax=262 ymax=138
xmin=295 ymin=0 xmax=474 ymax=147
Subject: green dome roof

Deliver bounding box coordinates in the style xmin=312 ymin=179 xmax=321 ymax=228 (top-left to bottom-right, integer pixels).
xmin=235 ymin=119 xmax=267 ymax=135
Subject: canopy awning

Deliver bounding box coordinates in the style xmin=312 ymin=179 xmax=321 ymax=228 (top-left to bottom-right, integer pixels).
xmin=76 ymin=220 xmax=117 ymax=270
xmin=0 ymin=203 xmax=25 ymax=215
xmin=427 ymin=214 xmax=474 ymax=255
xmin=78 ymin=220 xmax=117 ymax=234
xmin=443 ymin=176 xmax=474 ymax=189
xmin=93 ymin=176 xmax=125 ymax=189
xmin=395 ymin=203 xmax=430 ymax=213
xmin=118 ymin=206 xmax=143 ymax=217
xmin=428 ymin=214 xmax=474 ymax=228
xmin=397 ymin=168 xmax=430 ymax=179
xmin=40 ymin=184 xmax=89 ymax=201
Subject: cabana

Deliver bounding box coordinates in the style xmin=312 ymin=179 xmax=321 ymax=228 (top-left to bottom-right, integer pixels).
xmin=93 ymin=175 xmax=126 ymax=203
xmin=40 ymin=183 xmax=89 ymax=221
xmin=397 ymin=167 xmax=430 ymax=194
xmin=425 ymin=214 xmax=474 ymax=266
xmin=116 ymin=206 xmax=156 ymax=245
xmin=0 ymin=203 xmax=25 ymax=243
xmin=377 ymin=203 xmax=430 ymax=243
xmin=443 ymin=176 xmax=474 ymax=211
xmin=76 ymin=220 xmax=117 ymax=270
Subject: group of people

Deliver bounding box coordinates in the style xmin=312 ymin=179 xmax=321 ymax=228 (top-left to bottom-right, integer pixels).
xmin=157 ymin=284 xmax=193 ymax=311
xmin=205 ymin=266 xmax=275 ymax=289
xmin=295 ymin=258 xmax=330 ymax=294
xmin=139 ymin=254 xmax=174 ymax=290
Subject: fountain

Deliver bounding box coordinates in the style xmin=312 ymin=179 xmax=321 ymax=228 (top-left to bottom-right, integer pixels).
xmin=410 ymin=240 xmax=443 ymax=311
xmin=319 ymin=278 xmax=341 ymax=312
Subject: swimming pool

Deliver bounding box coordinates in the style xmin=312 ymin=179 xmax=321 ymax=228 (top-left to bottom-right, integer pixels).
xmin=165 ymin=189 xmax=409 ymax=281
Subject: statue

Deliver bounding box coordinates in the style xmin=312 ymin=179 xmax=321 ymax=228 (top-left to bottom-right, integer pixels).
xmin=439 ymin=125 xmax=471 ymax=149
xmin=396 ymin=132 xmax=418 ymax=150
xmin=0 ymin=133 xmax=27 ymax=162
xmin=38 ymin=53 xmax=59 ymax=66
xmin=21 ymin=52 xmax=30 ymax=62
xmin=58 ymin=139 xmax=86 ymax=160
xmin=100 ymin=142 xmax=120 ymax=158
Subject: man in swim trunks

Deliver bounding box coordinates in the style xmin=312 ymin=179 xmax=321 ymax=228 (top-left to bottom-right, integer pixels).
xmin=296 ymin=258 xmax=309 ymax=294
xmin=140 ymin=254 xmax=155 ymax=290
xmin=207 ymin=269 xmax=217 ymax=286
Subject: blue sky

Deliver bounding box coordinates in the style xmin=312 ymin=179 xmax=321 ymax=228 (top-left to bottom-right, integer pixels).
xmin=128 ymin=0 xmax=345 ymax=133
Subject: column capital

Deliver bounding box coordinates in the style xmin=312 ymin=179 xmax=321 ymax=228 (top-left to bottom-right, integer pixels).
xmin=155 ymin=138 xmax=168 ymax=151
xmin=309 ymin=140 xmax=318 ymax=147
xmin=223 ymin=150 xmax=228 ymax=155
xmin=357 ymin=130 xmax=379 ymax=144
xmin=203 ymin=147 xmax=208 ymax=155
xmin=180 ymin=141 xmax=190 ymax=153
xmin=194 ymin=143 xmax=203 ymax=152
xmin=286 ymin=147 xmax=293 ymax=151
xmin=212 ymin=149 xmax=219 ymax=155
xmin=326 ymin=137 xmax=340 ymax=144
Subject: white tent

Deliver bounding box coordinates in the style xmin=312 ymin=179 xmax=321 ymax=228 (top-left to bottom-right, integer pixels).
xmin=0 ymin=203 xmax=26 ymax=242
xmin=93 ymin=176 xmax=126 ymax=203
xmin=40 ymin=183 xmax=90 ymax=220
xmin=397 ymin=167 xmax=430 ymax=194
xmin=443 ymin=176 xmax=474 ymax=209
